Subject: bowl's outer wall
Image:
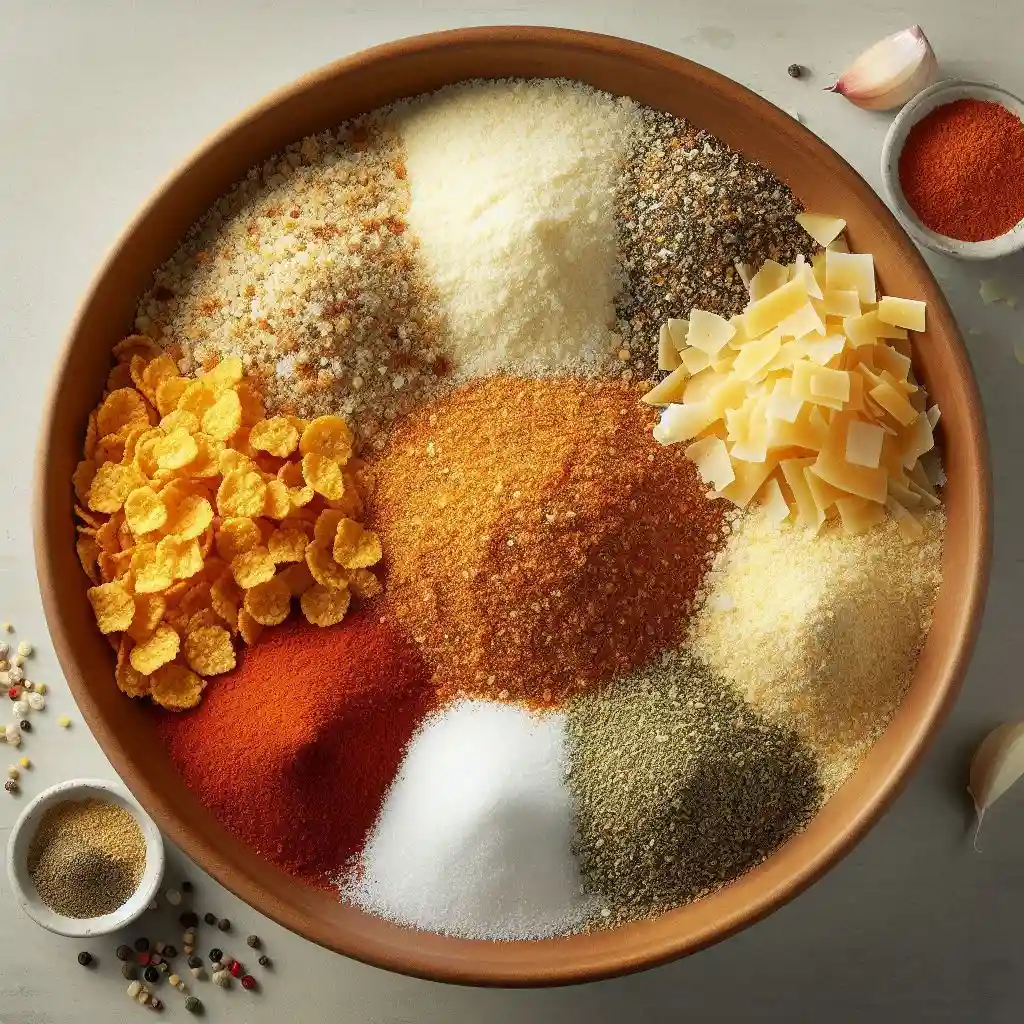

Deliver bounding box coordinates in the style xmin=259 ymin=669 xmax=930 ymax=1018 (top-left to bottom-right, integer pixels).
xmin=33 ymin=28 xmax=991 ymax=986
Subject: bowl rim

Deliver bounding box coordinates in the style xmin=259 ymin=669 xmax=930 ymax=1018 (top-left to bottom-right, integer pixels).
xmin=880 ymin=78 xmax=1024 ymax=260
xmin=32 ymin=26 xmax=992 ymax=986
xmin=6 ymin=777 xmax=165 ymax=937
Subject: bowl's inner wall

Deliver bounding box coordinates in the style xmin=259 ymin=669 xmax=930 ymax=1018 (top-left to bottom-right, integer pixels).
xmin=36 ymin=31 xmax=988 ymax=985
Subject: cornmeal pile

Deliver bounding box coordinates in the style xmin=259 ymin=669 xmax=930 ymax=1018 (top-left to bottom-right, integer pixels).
xmin=74 ymin=335 xmax=382 ymax=709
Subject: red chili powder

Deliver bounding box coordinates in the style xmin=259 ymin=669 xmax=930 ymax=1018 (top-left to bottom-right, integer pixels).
xmin=156 ymin=612 xmax=433 ymax=886
xmin=898 ymin=98 xmax=1024 ymax=242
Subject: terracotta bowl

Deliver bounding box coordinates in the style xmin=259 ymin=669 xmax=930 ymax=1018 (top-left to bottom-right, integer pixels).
xmin=34 ymin=27 xmax=991 ymax=986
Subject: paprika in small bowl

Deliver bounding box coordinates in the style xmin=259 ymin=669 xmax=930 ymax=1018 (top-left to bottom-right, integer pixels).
xmin=881 ymin=80 xmax=1024 ymax=259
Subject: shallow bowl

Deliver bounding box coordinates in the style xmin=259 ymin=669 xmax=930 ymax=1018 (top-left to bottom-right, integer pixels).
xmin=881 ymin=79 xmax=1024 ymax=259
xmin=34 ymin=27 xmax=991 ymax=985
xmin=6 ymin=778 xmax=164 ymax=937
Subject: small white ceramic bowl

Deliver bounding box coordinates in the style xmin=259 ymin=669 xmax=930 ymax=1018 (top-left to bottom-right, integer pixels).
xmin=881 ymin=79 xmax=1024 ymax=260
xmin=6 ymin=778 xmax=164 ymax=937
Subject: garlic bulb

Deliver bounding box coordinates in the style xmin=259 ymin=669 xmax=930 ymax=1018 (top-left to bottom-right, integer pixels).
xmin=828 ymin=26 xmax=938 ymax=111
xmin=967 ymin=721 xmax=1024 ymax=848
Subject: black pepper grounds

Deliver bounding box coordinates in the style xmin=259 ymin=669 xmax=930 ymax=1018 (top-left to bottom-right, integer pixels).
xmin=77 ymin=951 xmax=94 ymax=967
xmin=144 ymin=966 xmax=160 ymax=984
xmin=614 ymin=108 xmax=815 ymax=379
xmin=788 ymin=63 xmax=806 ymax=78
xmin=566 ymin=650 xmax=822 ymax=925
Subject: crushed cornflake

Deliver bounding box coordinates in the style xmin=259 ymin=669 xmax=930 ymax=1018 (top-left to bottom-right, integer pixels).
xmin=74 ymin=344 xmax=384 ymax=709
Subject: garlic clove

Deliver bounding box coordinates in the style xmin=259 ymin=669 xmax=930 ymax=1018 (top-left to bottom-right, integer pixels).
xmin=967 ymin=721 xmax=1024 ymax=848
xmin=828 ymin=25 xmax=938 ymax=111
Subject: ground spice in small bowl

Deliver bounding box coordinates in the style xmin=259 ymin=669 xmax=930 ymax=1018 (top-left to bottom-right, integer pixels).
xmin=27 ymin=799 xmax=146 ymax=918
xmin=898 ymin=97 xmax=1024 ymax=242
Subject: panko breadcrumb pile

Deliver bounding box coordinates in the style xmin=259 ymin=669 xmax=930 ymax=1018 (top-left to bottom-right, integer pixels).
xmin=74 ymin=336 xmax=383 ymax=710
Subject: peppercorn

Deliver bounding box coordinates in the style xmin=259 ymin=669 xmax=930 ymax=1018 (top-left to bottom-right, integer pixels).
xmin=208 ymin=948 xmax=223 ymax=963
xmin=241 ymin=974 xmax=257 ymax=991
xmin=134 ymin=937 xmax=150 ymax=953
xmin=216 ymin=918 xmax=230 ymax=932
xmin=169 ymin=974 xmax=182 ymax=988
xmin=4 ymin=780 xmax=17 ymax=794
xmin=144 ymin=966 xmax=160 ymax=984
xmin=77 ymin=951 xmax=94 ymax=967
xmin=122 ymin=964 xmax=138 ymax=980
xmin=213 ymin=970 xmax=231 ymax=988
xmin=185 ymin=995 xmax=202 ymax=1014
xmin=245 ymin=934 xmax=261 ymax=949
xmin=164 ymin=945 xmax=178 ymax=959
xmin=137 ymin=952 xmax=151 ymax=966
xmin=159 ymin=962 xmax=169 ymax=973
xmin=151 ymin=954 xmax=162 ymax=966
xmin=6 ymin=766 xmax=17 ymax=780
xmin=258 ymin=954 xmax=271 ymax=968
xmin=181 ymin=880 xmax=194 ymax=894
xmin=18 ymin=720 xmax=30 ymax=732
xmin=787 ymin=63 xmax=805 ymax=79
xmin=229 ymin=960 xmax=243 ymax=978
xmin=187 ymin=955 xmax=203 ymax=969
xmin=116 ymin=944 xmax=134 ymax=962
xmin=180 ymin=911 xmax=199 ymax=929
xmin=149 ymin=997 xmax=163 ymax=1011
xmin=203 ymin=913 xmax=216 ymax=926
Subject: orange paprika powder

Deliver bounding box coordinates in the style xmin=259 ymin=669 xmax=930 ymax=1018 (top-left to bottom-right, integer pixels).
xmin=898 ymin=98 xmax=1024 ymax=242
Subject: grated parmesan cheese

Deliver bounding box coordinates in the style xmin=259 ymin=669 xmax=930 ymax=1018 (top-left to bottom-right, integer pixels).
xmin=690 ymin=507 xmax=945 ymax=793
xmin=392 ymin=80 xmax=639 ymax=378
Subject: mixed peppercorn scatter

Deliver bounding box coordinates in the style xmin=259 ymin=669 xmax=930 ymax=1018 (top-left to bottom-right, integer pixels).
xmin=65 ymin=78 xmax=947 ymax=938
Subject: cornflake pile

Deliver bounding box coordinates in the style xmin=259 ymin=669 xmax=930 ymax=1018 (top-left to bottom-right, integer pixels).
xmin=73 ymin=336 xmax=383 ymax=710
xmin=647 ymin=214 xmax=942 ymax=539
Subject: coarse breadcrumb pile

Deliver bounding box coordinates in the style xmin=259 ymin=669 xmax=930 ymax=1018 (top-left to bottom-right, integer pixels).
xmin=135 ymin=121 xmax=451 ymax=448
xmin=689 ymin=506 xmax=946 ymax=793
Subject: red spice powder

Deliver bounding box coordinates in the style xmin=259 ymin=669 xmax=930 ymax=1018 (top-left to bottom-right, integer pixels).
xmin=898 ymin=98 xmax=1024 ymax=242
xmin=156 ymin=612 xmax=433 ymax=886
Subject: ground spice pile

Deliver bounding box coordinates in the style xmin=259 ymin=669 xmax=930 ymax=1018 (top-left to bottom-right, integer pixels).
xmin=566 ymin=651 xmax=821 ymax=925
xmin=135 ymin=121 xmax=451 ymax=445
xmin=28 ymin=799 xmax=146 ymax=918
xmin=368 ymin=376 xmax=726 ymax=706
xmin=157 ymin=612 xmax=434 ymax=885
xmin=899 ymin=98 xmax=1024 ymax=242
xmin=616 ymin=108 xmax=813 ymax=379
xmin=690 ymin=507 xmax=946 ymax=793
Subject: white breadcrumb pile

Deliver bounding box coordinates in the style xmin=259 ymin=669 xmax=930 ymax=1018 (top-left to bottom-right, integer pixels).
xmin=390 ymin=79 xmax=639 ymax=379
xmin=135 ymin=121 xmax=452 ymax=447
xmin=689 ymin=507 xmax=946 ymax=793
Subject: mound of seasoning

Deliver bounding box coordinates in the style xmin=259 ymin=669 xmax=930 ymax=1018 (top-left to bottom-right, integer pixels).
xmin=136 ymin=122 xmax=452 ymax=443
xmin=340 ymin=700 xmax=597 ymax=938
xmin=616 ymin=107 xmax=813 ymax=380
xmin=899 ymin=98 xmax=1024 ymax=242
xmin=368 ymin=376 xmax=725 ymax=707
xmin=689 ymin=507 xmax=945 ymax=793
xmin=566 ymin=652 xmax=821 ymax=924
xmin=157 ymin=612 xmax=433 ymax=884
xmin=28 ymin=799 xmax=146 ymax=918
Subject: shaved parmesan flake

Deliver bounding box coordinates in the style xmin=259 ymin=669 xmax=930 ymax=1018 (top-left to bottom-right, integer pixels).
xmin=745 ymin=277 xmax=810 ymax=337
xmin=760 ymin=477 xmax=792 ymax=526
xmin=667 ymin=318 xmax=690 ymax=350
xmin=658 ymin=324 xmax=682 ymax=372
xmin=870 ymin=381 xmax=918 ymax=426
xmin=686 ymin=436 xmax=735 ymax=490
xmin=779 ymin=303 xmax=826 ymax=340
xmin=835 ymin=495 xmax=885 ymax=534
xmin=827 ymin=232 xmax=850 ymax=252
xmin=886 ymin=495 xmax=924 ymax=541
xmin=767 ymin=379 xmax=804 ymax=423
xmin=811 ymin=450 xmax=888 ymax=504
xmin=796 ymin=212 xmax=847 ymax=247
xmin=804 ymin=466 xmax=845 ymax=514
xmin=845 ymin=420 xmax=885 ymax=468
xmin=901 ymin=413 xmax=935 ymax=468
xmin=926 ymin=405 xmax=940 ymax=429
xmin=878 ymin=296 xmax=926 ymax=332
xmin=781 ymin=458 xmax=823 ymax=529
xmin=653 ymin=402 xmax=716 ymax=445
xmin=825 ymin=249 xmax=876 ymax=303
xmin=642 ymin=363 xmax=689 ymax=405
xmin=716 ymin=459 xmax=777 ymax=508
xmin=797 ymin=333 xmax=847 ymax=365
xmin=749 ymin=260 xmax=790 ymax=301
xmin=687 ymin=310 xmax=736 ymax=354
xmin=810 ymin=368 xmax=851 ymax=403
xmin=733 ymin=329 xmax=783 ymax=381
xmin=680 ymin=345 xmax=711 ymax=375
xmin=735 ymin=261 xmax=754 ymax=288
xmin=823 ymin=289 xmax=861 ymax=318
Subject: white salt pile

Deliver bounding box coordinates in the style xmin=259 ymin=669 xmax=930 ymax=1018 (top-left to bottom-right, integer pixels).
xmin=338 ymin=700 xmax=596 ymax=939
xmin=391 ymin=79 xmax=638 ymax=378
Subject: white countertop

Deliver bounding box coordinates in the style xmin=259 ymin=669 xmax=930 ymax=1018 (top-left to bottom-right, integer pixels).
xmin=2 ymin=1 xmax=1023 ymax=1021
